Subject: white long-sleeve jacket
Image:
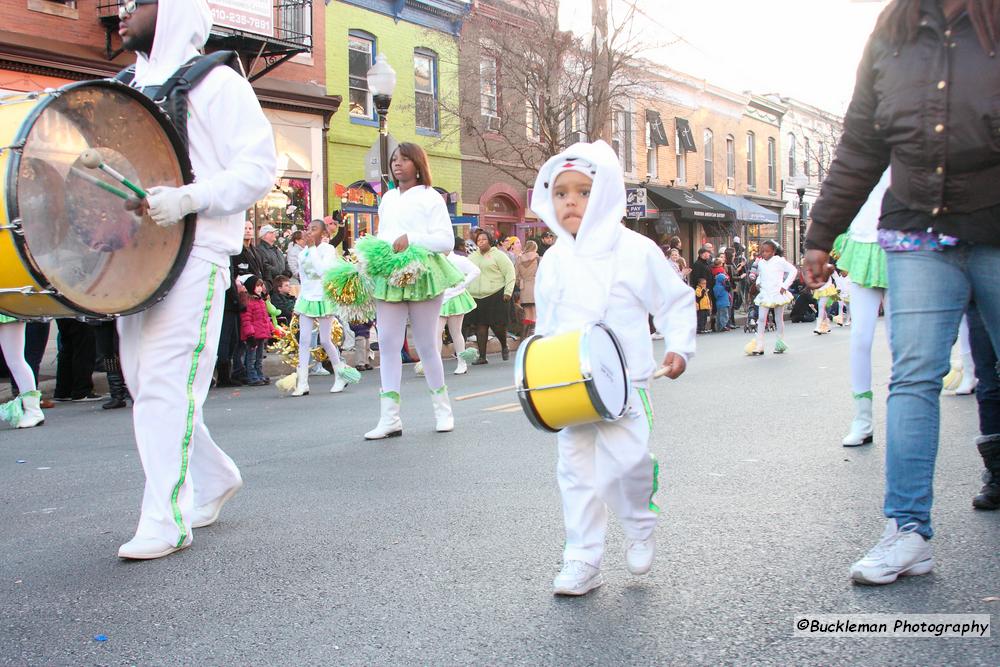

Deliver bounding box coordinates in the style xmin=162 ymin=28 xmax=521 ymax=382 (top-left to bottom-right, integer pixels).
xmin=530 ymin=141 xmax=696 ymax=386
xmin=442 ymin=252 xmax=481 ymax=302
xmin=129 ymin=0 xmax=277 ymax=268
xmin=376 ymin=185 xmax=454 ymax=253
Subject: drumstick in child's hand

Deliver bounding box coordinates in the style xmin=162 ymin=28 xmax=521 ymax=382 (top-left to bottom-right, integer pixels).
xmin=80 ymin=149 xmax=148 ymax=198
xmin=653 ymin=366 xmax=670 ymax=379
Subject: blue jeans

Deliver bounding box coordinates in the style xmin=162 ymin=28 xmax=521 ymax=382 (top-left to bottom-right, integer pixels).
xmin=716 ymin=306 xmax=730 ymax=331
xmin=243 ymin=342 xmax=264 ymax=382
xmin=967 ymin=304 xmax=1000 ymax=436
xmin=884 ymin=245 xmax=1000 ymax=538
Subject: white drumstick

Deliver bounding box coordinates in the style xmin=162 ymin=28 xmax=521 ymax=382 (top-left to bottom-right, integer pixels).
xmin=80 ymin=149 xmax=147 ymax=198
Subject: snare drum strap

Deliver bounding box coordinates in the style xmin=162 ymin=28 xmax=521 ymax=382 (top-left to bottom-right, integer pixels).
xmin=113 ymin=51 xmax=242 ymax=149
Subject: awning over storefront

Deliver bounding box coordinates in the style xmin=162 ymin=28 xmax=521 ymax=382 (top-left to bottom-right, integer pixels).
xmin=645 ymin=186 xmax=736 ymax=225
xmin=700 ymin=192 xmax=780 ymax=224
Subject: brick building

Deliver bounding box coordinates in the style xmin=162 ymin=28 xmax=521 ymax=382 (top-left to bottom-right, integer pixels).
xmin=626 ymin=65 xmax=787 ymax=263
xmin=0 ymin=0 xmax=341 ymax=231
xmin=324 ymin=0 xmax=467 ymax=242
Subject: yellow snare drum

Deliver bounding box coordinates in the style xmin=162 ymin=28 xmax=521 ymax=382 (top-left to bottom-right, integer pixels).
xmin=515 ymin=322 xmax=630 ymax=432
xmin=0 ymin=80 xmax=193 ymax=319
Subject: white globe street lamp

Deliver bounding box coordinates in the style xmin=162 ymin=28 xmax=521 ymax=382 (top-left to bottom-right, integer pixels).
xmin=367 ymin=54 xmax=397 ymax=193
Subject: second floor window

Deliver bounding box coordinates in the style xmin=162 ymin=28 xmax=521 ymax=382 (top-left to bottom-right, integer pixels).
xmin=787 ymin=133 xmax=797 ymax=177
xmin=480 ymin=55 xmax=499 ymax=130
xmin=348 ymin=33 xmax=375 ymax=119
xmin=804 ymin=137 xmax=812 ymax=180
xmin=414 ymin=51 xmax=438 ymax=132
xmin=612 ymin=108 xmax=633 ymax=173
xmin=767 ymin=137 xmax=777 ymax=192
xmin=746 ymin=131 xmax=757 ymax=191
xmin=675 ymin=128 xmax=687 ymax=184
xmin=726 ymin=135 xmax=736 ymax=188
xmin=703 ymin=129 xmax=715 ymax=189
xmin=645 ymin=121 xmax=658 ymax=179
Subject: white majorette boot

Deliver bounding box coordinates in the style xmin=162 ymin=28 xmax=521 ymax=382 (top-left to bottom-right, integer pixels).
xmin=291 ymin=373 xmax=310 ymax=397
xmin=842 ymin=393 xmax=874 ymax=447
xmin=4 ymin=391 xmax=45 ymax=429
xmin=364 ymin=391 xmax=403 ymax=439
xmin=953 ymin=350 xmax=978 ymax=395
xmin=331 ymin=363 xmax=361 ymax=393
xmin=430 ymin=386 xmax=454 ymax=432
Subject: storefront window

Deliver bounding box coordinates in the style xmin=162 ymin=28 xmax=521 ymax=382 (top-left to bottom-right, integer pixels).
xmin=249 ymin=177 xmax=311 ymax=232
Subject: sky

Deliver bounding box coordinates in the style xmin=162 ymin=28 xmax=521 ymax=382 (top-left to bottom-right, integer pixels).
xmin=558 ymin=0 xmax=891 ymax=115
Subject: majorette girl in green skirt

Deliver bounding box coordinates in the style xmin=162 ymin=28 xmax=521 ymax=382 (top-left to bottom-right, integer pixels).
xmin=831 ymin=168 xmax=890 ymax=447
xmin=324 ymin=143 xmax=463 ymax=439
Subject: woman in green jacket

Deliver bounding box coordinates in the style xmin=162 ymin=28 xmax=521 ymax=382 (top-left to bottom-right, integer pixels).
xmin=468 ymin=229 xmax=516 ymax=363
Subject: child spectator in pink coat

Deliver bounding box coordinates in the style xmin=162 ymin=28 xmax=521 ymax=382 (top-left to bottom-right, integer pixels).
xmin=239 ymin=275 xmax=276 ymax=386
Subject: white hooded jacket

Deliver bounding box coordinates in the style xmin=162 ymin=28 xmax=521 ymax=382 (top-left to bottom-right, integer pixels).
xmin=129 ymin=0 xmax=277 ymax=267
xmin=531 ymin=141 xmax=696 ymax=385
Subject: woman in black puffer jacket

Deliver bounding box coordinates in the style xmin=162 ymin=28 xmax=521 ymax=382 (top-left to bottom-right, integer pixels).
xmin=803 ymin=0 xmax=1000 ymax=586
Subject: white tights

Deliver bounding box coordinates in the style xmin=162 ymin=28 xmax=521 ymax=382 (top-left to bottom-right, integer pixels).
xmin=435 ymin=315 xmax=467 ymax=359
xmin=756 ymin=305 xmax=785 ymax=346
xmin=0 ymin=322 xmax=36 ymax=395
xmin=375 ymin=296 xmax=446 ymax=393
xmin=848 ymin=285 xmax=887 ymax=395
xmin=817 ymin=297 xmax=830 ymax=324
xmin=297 ymin=315 xmax=342 ymax=377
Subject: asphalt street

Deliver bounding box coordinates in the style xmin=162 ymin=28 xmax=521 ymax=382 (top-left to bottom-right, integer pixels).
xmin=1 ymin=319 xmax=997 ymax=666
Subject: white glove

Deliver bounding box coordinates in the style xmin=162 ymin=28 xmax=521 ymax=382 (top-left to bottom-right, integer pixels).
xmin=146 ymin=185 xmax=204 ymax=227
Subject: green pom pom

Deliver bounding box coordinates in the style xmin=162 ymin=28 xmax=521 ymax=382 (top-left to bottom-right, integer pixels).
xmin=458 ymin=348 xmax=478 ymax=362
xmin=336 ymin=364 xmax=362 ymax=385
xmin=357 ymin=236 xmax=429 ymax=278
xmin=0 ymin=395 xmax=24 ymax=427
xmin=324 ymin=261 xmax=373 ymax=306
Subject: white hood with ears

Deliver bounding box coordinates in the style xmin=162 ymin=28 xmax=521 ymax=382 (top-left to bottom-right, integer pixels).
xmin=132 ymin=0 xmax=213 ymax=87
xmin=531 ymin=141 xmax=696 ymax=383
xmin=531 ymin=140 xmax=625 ymax=258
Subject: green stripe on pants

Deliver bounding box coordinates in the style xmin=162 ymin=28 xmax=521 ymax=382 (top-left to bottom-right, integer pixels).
xmin=169 ymin=264 xmax=218 ymax=547
xmin=637 ymin=388 xmax=660 ymax=514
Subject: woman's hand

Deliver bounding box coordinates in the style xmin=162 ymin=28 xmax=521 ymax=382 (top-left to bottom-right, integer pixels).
xmin=803 ymin=249 xmax=834 ymax=288
xmin=393 ymin=234 xmax=409 ymax=252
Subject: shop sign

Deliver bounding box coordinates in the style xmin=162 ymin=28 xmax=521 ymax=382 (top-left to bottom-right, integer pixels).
xmin=626 ymin=188 xmax=647 ymax=219
xmin=208 ymin=1 xmax=274 ymax=38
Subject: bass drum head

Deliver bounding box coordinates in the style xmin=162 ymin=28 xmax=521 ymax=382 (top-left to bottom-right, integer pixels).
xmin=13 ymin=80 xmax=192 ymax=317
xmin=582 ymin=323 xmax=629 ymax=420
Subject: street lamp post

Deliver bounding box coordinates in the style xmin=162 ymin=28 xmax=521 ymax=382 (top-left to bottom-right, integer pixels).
xmin=789 ymin=175 xmax=809 ymax=261
xmin=367 ymin=54 xmax=397 ymax=196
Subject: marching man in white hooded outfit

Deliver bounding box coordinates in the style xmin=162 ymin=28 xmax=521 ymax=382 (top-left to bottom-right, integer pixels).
xmin=531 ymin=141 xmax=696 ymax=595
xmin=115 ymin=0 xmax=277 ymax=559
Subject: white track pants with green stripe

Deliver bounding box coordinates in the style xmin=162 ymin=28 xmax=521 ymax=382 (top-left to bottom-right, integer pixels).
xmin=556 ymin=387 xmax=659 ymax=568
xmin=118 ymin=256 xmax=242 ymax=547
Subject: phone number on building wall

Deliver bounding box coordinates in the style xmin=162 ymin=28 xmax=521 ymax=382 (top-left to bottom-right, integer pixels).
xmin=211 ymin=9 xmax=273 ymax=34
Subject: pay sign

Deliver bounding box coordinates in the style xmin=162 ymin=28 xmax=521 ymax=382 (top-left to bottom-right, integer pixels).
xmin=626 ymin=188 xmax=647 ymax=219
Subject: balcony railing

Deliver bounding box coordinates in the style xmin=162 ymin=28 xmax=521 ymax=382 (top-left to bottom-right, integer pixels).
xmin=96 ymin=1 xmax=312 ymax=78
xmin=97 ymin=1 xmax=311 ymax=49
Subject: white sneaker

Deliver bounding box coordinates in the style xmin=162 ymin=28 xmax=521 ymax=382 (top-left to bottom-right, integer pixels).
xmin=625 ymin=537 xmax=656 ymax=575
xmin=118 ymin=535 xmax=192 ymax=560
xmin=849 ymin=519 xmax=934 ymax=585
xmin=310 ymin=366 xmax=331 ymax=377
xmin=454 ymin=358 xmax=468 ymax=375
xmin=552 ymin=560 xmax=603 ymax=596
xmin=191 ymin=479 xmax=244 ymax=528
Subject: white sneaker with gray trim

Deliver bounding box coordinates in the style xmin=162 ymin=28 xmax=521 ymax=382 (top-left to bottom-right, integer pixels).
xmin=625 ymin=537 xmax=656 ymax=575
xmin=552 ymin=560 xmax=603 ymax=596
xmin=849 ymin=518 xmax=934 ymax=585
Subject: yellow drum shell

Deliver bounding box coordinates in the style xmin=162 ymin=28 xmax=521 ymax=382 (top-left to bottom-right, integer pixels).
xmin=515 ymin=322 xmax=629 ymax=432
xmin=0 ymin=95 xmax=70 ymax=317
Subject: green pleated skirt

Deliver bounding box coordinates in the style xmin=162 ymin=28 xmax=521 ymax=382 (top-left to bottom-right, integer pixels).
xmin=440 ymin=290 xmax=476 ymax=317
xmin=832 ymin=233 xmax=888 ymax=289
xmin=371 ymin=252 xmax=464 ymax=303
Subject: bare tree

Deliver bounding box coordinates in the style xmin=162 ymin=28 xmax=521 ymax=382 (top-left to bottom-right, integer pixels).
xmin=429 ymin=0 xmax=662 ymax=188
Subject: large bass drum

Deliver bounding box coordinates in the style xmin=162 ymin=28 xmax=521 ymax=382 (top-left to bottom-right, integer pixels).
xmin=0 ymin=79 xmax=194 ymax=319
